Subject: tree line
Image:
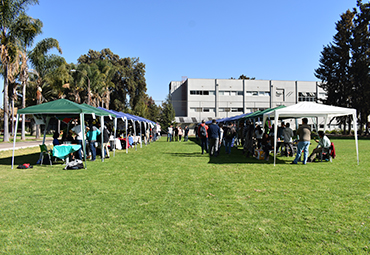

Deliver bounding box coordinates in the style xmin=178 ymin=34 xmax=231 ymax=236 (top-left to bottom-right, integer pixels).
xmin=0 ymin=0 xmax=174 ymax=142
xmin=315 ymin=0 xmax=370 ymax=134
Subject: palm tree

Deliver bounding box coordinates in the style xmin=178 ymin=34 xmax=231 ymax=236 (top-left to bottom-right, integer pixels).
xmin=0 ymin=0 xmax=39 ymax=142
xmin=28 ymin=38 xmax=63 ymax=138
xmin=17 ymin=14 xmax=42 ymax=140
xmin=97 ymin=60 xmax=116 ymax=109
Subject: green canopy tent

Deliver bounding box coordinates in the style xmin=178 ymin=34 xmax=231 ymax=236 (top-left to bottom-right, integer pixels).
xmin=12 ymin=99 xmax=116 ymax=169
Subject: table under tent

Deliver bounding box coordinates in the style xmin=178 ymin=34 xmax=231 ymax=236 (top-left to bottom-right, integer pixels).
xmin=262 ymin=102 xmax=359 ymax=166
xmin=12 ymin=99 xmax=116 ymax=169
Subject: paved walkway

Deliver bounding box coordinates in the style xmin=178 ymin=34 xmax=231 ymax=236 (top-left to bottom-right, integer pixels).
xmin=0 ymin=138 xmax=53 ymax=152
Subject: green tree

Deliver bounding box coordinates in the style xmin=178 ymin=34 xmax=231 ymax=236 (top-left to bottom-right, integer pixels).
xmin=78 ymin=49 xmax=148 ymax=114
xmin=17 ymin=14 xmax=42 ymax=140
xmin=315 ymin=9 xmax=355 ymax=134
xmin=238 ymin=74 xmax=255 ymax=80
xmin=28 ymin=38 xmax=64 ymax=138
xmin=351 ymin=0 xmax=370 ymax=133
xmin=159 ymin=95 xmax=175 ymax=131
xmin=0 ymin=0 xmax=39 ymax=141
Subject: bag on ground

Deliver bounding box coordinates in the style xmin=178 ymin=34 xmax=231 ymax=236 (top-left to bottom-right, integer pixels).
xmin=64 ymin=159 xmax=84 ymax=170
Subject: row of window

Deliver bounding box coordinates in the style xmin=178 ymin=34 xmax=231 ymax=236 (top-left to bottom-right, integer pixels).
xmin=190 ymin=90 xmax=325 ymax=99
xmin=298 ymin=92 xmax=316 ymax=102
xmin=190 ymin=107 xmax=245 ymax=113
xmin=190 ymin=90 xmax=271 ymax=96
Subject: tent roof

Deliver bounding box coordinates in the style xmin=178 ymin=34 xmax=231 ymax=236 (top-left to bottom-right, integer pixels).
xmin=263 ymin=102 xmax=356 ymax=121
xmin=250 ymin=105 xmax=286 ymax=119
xmin=81 ymin=104 xmax=116 ymax=117
xmin=263 ymin=102 xmax=359 ymax=166
xmin=18 ymin=99 xmax=115 ymax=117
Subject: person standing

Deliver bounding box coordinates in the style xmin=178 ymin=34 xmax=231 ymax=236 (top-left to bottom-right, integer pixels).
xmin=167 ymin=125 xmax=173 ymax=142
xmin=283 ymin=122 xmax=294 ymax=156
xmin=291 ymin=118 xmax=311 ymax=165
xmin=184 ymin=126 xmax=189 ymax=141
xmin=208 ymin=119 xmax=221 ymax=157
xmin=243 ymin=122 xmax=255 ymax=157
xmin=224 ymin=123 xmax=236 ymax=154
xmin=178 ymin=126 xmax=183 ymax=142
xmin=276 ymin=122 xmax=285 ymax=153
xmin=86 ymin=121 xmax=101 ymax=161
xmin=198 ymin=120 xmax=209 ymax=154
xmin=99 ymin=124 xmax=110 ymax=158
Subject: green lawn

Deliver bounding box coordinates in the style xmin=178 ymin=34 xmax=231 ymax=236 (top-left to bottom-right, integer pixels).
xmin=0 ymin=137 xmax=369 ymax=254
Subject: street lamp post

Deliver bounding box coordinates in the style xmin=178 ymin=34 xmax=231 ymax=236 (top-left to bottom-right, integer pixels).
xmin=71 ymin=69 xmax=91 ymax=105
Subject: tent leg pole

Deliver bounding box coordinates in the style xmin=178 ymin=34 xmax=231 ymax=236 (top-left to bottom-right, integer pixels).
xmin=101 ymin=116 xmax=104 ymax=162
xmin=11 ymin=115 xmax=19 ymax=169
xmin=81 ymin=114 xmax=87 ymax=169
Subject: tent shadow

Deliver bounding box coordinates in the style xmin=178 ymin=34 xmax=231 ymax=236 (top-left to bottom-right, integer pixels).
xmin=0 ymin=153 xmax=65 ymax=167
xmin=165 ymin=152 xmax=205 ymax=158
xmin=0 ymin=153 xmax=39 ymax=167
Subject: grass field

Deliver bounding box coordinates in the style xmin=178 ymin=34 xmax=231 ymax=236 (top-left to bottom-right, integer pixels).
xmin=0 ymin=137 xmax=369 ymax=254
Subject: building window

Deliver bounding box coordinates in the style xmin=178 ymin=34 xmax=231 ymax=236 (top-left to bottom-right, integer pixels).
xmin=190 ymin=107 xmax=203 ymax=112
xmin=231 ymin=108 xmax=243 ymax=112
xmin=219 ymin=91 xmax=231 ymax=96
xmin=203 ymin=108 xmax=215 ymax=112
xmin=299 ymin=92 xmax=316 ymax=102
xmin=190 ymin=90 xmax=214 ymax=95
xmin=237 ymin=91 xmax=243 ymax=95
xmin=246 ymin=91 xmax=258 ymax=96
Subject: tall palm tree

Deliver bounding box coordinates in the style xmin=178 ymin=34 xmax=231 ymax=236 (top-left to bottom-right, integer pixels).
xmin=0 ymin=0 xmax=39 ymax=142
xmin=17 ymin=14 xmax=42 ymax=140
xmin=28 ymin=38 xmax=63 ymax=138
xmin=97 ymin=60 xmax=116 ymax=109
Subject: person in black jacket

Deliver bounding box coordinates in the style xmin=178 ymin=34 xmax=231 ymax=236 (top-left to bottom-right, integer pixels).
xmin=98 ymin=124 xmax=111 ymax=159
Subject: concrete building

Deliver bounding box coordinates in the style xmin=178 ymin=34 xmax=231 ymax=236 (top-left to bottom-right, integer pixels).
xmin=169 ymin=78 xmax=326 ymax=124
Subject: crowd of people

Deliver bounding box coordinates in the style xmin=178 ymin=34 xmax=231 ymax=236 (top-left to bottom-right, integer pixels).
xmin=168 ymin=118 xmax=332 ymax=163
xmin=52 ymin=119 xmax=115 ymax=162
xmin=166 ymin=125 xmax=190 ymax=142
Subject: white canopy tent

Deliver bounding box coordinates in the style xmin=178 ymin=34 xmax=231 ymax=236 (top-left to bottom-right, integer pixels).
xmin=262 ymin=102 xmax=359 ymax=166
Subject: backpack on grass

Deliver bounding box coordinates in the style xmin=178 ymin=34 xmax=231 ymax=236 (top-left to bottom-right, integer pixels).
xmin=64 ymin=159 xmax=84 ymax=170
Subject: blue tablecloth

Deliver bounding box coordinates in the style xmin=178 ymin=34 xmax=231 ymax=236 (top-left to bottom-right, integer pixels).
xmin=53 ymin=144 xmax=81 ymax=159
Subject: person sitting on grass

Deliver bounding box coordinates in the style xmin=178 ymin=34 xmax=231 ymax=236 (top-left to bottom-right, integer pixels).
xmin=307 ymin=131 xmax=331 ymax=162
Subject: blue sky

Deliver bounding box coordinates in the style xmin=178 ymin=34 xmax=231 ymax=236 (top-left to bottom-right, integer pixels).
xmin=5 ymin=0 xmax=360 ymax=105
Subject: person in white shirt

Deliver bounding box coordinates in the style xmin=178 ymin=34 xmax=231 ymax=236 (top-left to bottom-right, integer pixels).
xmin=308 ymin=131 xmax=331 ymax=162
xmin=167 ymin=125 xmax=173 ymax=142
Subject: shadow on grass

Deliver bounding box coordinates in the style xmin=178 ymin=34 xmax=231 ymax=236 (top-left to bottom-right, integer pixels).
xmin=0 ymin=152 xmax=39 ymax=167
xmin=0 ymin=153 xmax=66 ymax=168
xmin=207 ymin=152 xmax=287 ymax=165
xmin=174 ymin=137 xmax=288 ymax=165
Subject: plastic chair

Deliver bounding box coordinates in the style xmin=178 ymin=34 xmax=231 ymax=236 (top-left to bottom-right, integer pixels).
xmin=39 ymin=144 xmax=52 ymax=166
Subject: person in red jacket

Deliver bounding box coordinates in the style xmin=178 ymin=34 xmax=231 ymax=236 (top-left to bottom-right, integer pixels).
xmin=198 ymin=120 xmax=209 ymax=154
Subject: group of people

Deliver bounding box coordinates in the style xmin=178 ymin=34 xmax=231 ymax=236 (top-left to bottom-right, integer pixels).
xmin=197 ymin=119 xmax=237 ymax=157
xmin=192 ymin=118 xmax=332 ymax=163
xmin=53 ymin=119 xmax=111 ymax=161
xmin=167 ymin=125 xmax=190 ymax=142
